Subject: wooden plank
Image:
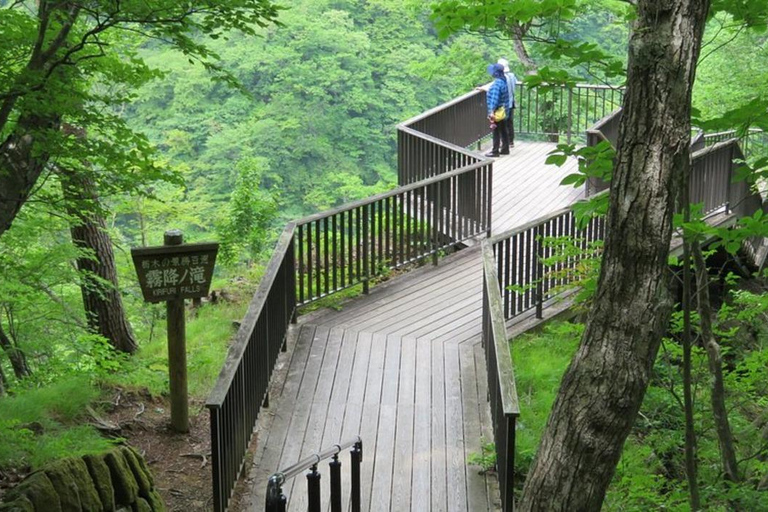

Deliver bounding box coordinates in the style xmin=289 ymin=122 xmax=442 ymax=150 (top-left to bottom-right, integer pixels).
xmin=431 ymin=337 xmax=448 ymax=511
xmin=340 ymin=331 xmax=372 ymax=511
xmin=370 ymin=335 xmax=401 ymax=510
xmin=289 ymin=327 xmax=344 ymax=511
xmin=280 ymin=326 xmax=331 ymax=507
xmin=411 ymin=336 xmax=432 ymax=512
xmin=360 ymin=333 xmax=388 ymax=510
xmin=445 ymin=341 xmax=468 ymax=512
xmin=461 ymin=340 xmax=489 ymax=512
xmin=391 ymin=337 xmax=416 ymax=512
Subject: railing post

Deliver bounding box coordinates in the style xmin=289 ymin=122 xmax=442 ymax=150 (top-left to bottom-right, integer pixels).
xmin=534 ymin=225 xmax=544 ymax=319
xmin=725 ymin=144 xmax=733 ymax=215
xmin=350 ymin=442 xmax=362 ymax=512
xmin=307 ymin=464 xmax=321 ymax=512
xmin=362 ymin=204 xmax=370 ymax=294
xmin=329 ymin=454 xmax=342 ymax=512
xmin=567 ymin=87 xmax=573 ymax=144
xmin=505 ymin=415 xmax=516 ymax=511
xmin=265 ymin=475 xmax=287 ymax=512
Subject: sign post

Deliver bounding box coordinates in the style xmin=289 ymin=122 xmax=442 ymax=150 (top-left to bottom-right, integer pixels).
xmin=131 ymin=231 xmax=219 ymax=433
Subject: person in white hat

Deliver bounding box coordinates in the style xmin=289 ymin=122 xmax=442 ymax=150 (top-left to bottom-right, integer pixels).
xmin=497 ymin=58 xmax=517 ymax=147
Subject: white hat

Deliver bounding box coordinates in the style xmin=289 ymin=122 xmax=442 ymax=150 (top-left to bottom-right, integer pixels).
xmin=497 ymin=58 xmax=510 ymax=73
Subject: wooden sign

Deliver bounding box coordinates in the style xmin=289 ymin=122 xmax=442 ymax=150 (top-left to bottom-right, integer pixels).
xmin=131 ymin=242 xmax=219 ymax=303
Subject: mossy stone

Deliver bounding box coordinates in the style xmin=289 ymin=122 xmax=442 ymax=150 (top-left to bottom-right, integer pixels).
xmin=5 ymin=472 xmax=62 ymax=512
xmin=125 ymin=446 xmax=154 ymax=487
xmin=120 ymin=447 xmax=152 ymax=496
xmin=132 ymin=497 xmax=152 ymax=512
xmin=45 ymin=460 xmax=83 ymax=512
xmin=0 ymin=496 xmax=34 ymax=512
xmin=65 ymin=458 xmax=103 ymax=511
xmin=84 ymin=454 xmax=115 ymax=512
xmin=145 ymin=489 xmax=166 ymax=512
xmin=104 ymin=451 xmax=139 ymax=506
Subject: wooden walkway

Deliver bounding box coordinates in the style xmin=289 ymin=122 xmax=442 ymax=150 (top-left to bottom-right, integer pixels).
xmin=240 ymin=141 xmax=582 ymax=511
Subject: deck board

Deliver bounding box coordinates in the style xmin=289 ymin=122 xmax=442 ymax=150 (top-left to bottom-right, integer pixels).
xmin=242 ymin=140 xmax=585 ymax=511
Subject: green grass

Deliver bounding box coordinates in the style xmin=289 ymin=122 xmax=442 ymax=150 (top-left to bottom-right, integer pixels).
xmin=0 ymin=376 xmax=117 ymax=469
xmin=511 ymin=322 xmax=581 ymax=472
xmin=103 ymin=301 xmax=245 ymax=399
xmin=0 ymin=301 xmax=243 ymax=471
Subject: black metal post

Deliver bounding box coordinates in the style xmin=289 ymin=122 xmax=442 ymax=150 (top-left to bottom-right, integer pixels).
xmin=307 ymin=464 xmax=321 ymax=512
xmin=350 ymin=442 xmax=362 ymax=512
xmin=329 ymin=454 xmax=342 ymax=512
xmin=534 ymin=225 xmax=544 ymax=319
xmin=265 ymin=475 xmax=287 ymax=512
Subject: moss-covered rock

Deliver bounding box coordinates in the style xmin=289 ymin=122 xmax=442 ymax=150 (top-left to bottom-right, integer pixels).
xmin=46 ymin=460 xmax=83 ymax=512
xmin=104 ymin=451 xmax=139 ymax=506
xmin=126 ymin=446 xmax=154 ymax=488
xmin=5 ymin=472 xmax=62 ymax=512
xmin=84 ymin=454 xmax=115 ymax=512
xmin=133 ymin=497 xmax=152 ymax=512
xmin=0 ymin=495 xmax=34 ymax=512
xmin=63 ymin=458 xmax=103 ymax=511
xmin=145 ymin=489 xmax=166 ymax=512
xmin=121 ymin=447 xmax=152 ymax=496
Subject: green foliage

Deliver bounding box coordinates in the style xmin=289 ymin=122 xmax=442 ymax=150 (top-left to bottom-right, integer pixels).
xmin=217 ymin=158 xmax=278 ymax=267
xmin=467 ymin=440 xmax=497 ymax=474
xmin=513 ymin=315 xmax=768 ymax=511
xmin=0 ymin=376 xmax=117 ymax=470
xmin=511 ymin=322 xmax=582 ymax=471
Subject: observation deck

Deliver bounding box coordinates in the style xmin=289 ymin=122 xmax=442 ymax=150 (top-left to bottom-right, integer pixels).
xmin=206 ymin=84 xmax=766 ymax=512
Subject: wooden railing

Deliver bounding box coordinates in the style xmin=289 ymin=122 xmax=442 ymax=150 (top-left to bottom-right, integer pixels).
xmin=482 ymin=244 xmax=520 ymax=512
xmin=206 ymin=224 xmax=297 ymax=512
xmin=489 ymin=209 xmax=605 ymax=322
xmin=397 ymin=84 xmax=625 ymax=187
xmin=295 ymin=160 xmax=492 ymax=304
xmin=207 ymin=89 xmax=494 ymax=511
xmin=515 ymin=83 xmax=624 ymax=143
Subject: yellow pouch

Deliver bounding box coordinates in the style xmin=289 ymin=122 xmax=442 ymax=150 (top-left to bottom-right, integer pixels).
xmin=493 ymin=106 xmax=506 ymax=122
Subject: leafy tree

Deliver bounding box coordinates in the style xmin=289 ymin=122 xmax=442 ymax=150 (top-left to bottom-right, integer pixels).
xmin=0 ymin=0 xmax=282 ymax=238
xmin=432 ymin=0 xmax=768 ymax=510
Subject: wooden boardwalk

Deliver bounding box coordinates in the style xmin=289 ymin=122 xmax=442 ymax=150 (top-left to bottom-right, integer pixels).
xmin=240 ymin=141 xmax=583 ymax=511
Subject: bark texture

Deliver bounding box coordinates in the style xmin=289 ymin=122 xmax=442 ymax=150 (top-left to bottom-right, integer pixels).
xmin=692 ymin=241 xmax=740 ymax=483
xmin=517 ymin=1 xmax=710 ymax=510
xmin=61 ymin=169 xmax=138 ymax=354
xmin=0 ymin=322 xmax=32 ymax=379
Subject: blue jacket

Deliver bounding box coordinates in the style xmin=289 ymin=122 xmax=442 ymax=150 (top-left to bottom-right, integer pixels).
xmin=487 ymin=78 xmax=509 ymax=117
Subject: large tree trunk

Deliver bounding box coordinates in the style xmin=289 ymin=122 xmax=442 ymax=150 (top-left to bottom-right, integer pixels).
xmin=0 ymin=322 xmax=31 ymax=379
xmin=692 ymin=241 xmax=740 ymax=482
xmin=518 ymin=2 xmax=710 ymax=510
xmin=60 ymin=169 xmax=138 ymax=354
xmin=0 ymin=116 xmax=60 ymax=238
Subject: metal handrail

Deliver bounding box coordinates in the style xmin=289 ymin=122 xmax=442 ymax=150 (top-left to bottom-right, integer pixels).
xmin=296 ymin=158 xmax=488 ymax=227
xmin=265 ymin=437 xmax=363 ymax=512
xmin=271 ymin=436 xmax=362 ymax=483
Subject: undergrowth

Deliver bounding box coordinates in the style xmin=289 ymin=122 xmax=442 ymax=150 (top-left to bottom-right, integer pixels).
xmin=510 ymin=319 xmax=768 ymax=511
xmin=0 ymin=301 xmax=243 ymax=471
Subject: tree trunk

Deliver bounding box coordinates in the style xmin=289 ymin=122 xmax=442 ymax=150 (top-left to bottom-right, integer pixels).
xmin=60 ymin=169 xmax=139 ymax=354
xmin=510 ymin=23 xmax=538 ymax=73
xmin=517 ymin=2 xmax=710 ymax=510
xmin=692 ymin=241 xmax=741 ymax=482
xmin=0 ymin=322 xmax=32 ymax=379
xmin=0 ymin=115 xmax=60 ymax=238
xmin=682 ymin=221 xmax=701 ymax=509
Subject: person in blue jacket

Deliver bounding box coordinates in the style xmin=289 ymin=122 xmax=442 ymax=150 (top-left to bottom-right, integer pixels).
xmin=498 ymin=58 xmax=517 ymax=147
xmin=485 ymin=63 xmax=509 ymax=157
